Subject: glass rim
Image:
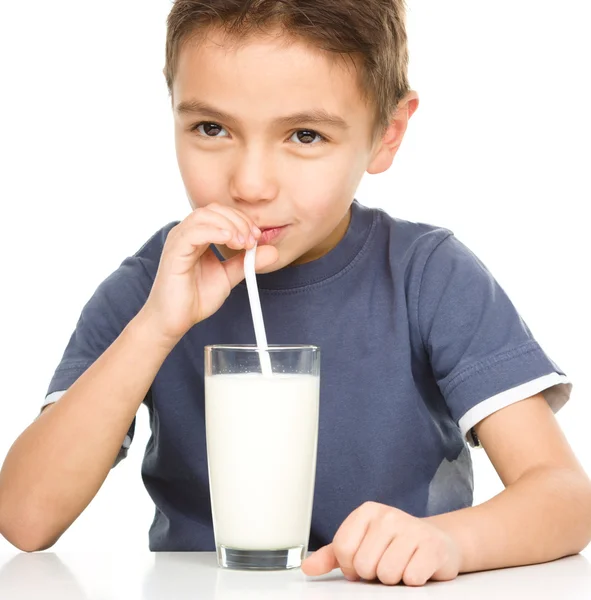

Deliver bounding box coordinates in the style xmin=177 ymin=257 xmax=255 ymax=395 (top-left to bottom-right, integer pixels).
xmin=205 ymin=344 xmax=319 ymax=352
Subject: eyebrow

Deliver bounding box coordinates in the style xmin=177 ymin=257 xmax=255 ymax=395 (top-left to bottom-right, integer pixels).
xmin=175 ymin=100 xmax=350 ymax=130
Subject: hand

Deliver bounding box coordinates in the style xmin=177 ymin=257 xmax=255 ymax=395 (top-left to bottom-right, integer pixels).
xmin=141 ymin=203 xmax=279 ymax=344
xmin=301 ymin=502 xmax=462 ymax=586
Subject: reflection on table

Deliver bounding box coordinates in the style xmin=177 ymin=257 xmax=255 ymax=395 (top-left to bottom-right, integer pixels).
xmin=1 ymin=550 xmax=590 ymax=599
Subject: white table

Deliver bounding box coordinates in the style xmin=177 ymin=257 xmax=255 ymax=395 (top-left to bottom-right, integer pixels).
xmin=1 ymin=551 xmax=590 ymax=599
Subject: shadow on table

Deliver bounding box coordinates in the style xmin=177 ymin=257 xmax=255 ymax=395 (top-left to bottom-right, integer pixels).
xmin=0 ymin=552 xmax=89 ymax=600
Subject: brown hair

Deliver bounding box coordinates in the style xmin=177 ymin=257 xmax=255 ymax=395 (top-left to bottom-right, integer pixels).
xmin=164 ymin=0 xmax=411 ymax=134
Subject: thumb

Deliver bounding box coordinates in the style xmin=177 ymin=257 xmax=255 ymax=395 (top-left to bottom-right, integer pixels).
xmin=301 ymin=544 xmax=339 ymax=576
xmin=223 ymin=245 xmax=279 ymax=288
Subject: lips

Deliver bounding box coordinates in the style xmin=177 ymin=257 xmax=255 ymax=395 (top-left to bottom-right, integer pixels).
xmin=259 ymin=225 xmax=288 ymax=244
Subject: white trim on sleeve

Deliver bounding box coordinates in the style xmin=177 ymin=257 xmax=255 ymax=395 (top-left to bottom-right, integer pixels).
xmin=42 ymin=390 xmax=67 ymax=409
xmin=459 ymin=373 xmax=572 ymax=447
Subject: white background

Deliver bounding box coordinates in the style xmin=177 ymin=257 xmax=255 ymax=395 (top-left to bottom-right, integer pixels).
xmin=0 ymin=0 xmax=589 ymax=554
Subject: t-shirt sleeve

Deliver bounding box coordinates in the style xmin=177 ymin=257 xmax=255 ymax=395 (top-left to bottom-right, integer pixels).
xmin=43 ymin=227 xmax=167 ymax=466
xmin=418 ymin=233 xmax=572 ymax=448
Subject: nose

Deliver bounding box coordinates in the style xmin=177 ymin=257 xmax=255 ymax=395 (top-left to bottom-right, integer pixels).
xmin=229 ymin=146 xmax=279 ymax=205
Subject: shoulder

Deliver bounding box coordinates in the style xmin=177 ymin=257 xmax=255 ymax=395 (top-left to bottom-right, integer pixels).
xmin=88 ymin=221 xmax=180 ymax=314
xmin=366 ymin=203 xmax=456 ymax=270
xmin=127 ymin=221 xmax=179 ymax=277
xmin=363 ymin=204 xmax=494 ymax=316
xmin=104 ymin=221 xmax=179 ymax=286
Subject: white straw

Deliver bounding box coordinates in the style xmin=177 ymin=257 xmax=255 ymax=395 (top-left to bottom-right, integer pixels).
xmin=244 ymin=244 xmax=273 ymax=377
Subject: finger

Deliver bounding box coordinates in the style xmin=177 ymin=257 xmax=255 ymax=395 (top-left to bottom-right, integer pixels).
xmin=167 ymin=224 xmax=232 ymax=261
xmin=205 ymin=204 xmax=260 ymax=248
xmin=184 ymin=209 xmax=248 ymax=251
xmin=222 ymin=245 xmax=279 ymax=289
xmin=206 ymin=203 xmax=261 ymax=238
xmin=301 ymin=544 xmax=339 ymax=576
xmin=332 ymin=503 xmax=378 ymax=580
xmin=375 ymin=535 xmax=419 ymax=586
xmin=352 ymin=519 xmax=395 ymax=581
xmin=401 ymin=543 xmax=440 ymax=587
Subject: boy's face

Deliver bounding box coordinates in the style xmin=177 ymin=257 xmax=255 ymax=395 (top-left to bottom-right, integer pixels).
xmin=172 ymin=28 xmax=417 ymax=272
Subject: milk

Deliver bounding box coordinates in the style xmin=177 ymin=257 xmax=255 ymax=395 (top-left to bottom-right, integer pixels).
xmin=205 ymin=372 xmax=320 ymax=550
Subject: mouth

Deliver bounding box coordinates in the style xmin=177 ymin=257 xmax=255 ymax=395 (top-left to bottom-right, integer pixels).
xmin=258 ymin=225 xmax=289 ymax=245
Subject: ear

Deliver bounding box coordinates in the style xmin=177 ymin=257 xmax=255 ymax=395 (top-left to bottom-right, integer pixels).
xmin=367 ymin=91 xmax=419 ymax=175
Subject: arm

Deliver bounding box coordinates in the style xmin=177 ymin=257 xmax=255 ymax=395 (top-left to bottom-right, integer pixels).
xmin=426 ymin=392 xmax=591 ymax=571
xmin=302 ymin=394 xmax=591 ymax=585
xmin=0 ymin=204 xmax=275 ymax=554
xmin=0 ymin=309 xmax=175 ymax=552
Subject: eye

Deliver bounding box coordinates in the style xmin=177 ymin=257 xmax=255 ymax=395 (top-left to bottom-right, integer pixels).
xmin=191 ymin=122 xmax=229 ymax=138
xmin=289 ymin=130 xmax=327 ymax=145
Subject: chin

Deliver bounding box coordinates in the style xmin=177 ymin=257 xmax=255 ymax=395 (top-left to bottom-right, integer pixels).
xmin=257 ymin=259 xmax=287 ymax=274
xmin=257 ymin=249 xmax=300 ymax=273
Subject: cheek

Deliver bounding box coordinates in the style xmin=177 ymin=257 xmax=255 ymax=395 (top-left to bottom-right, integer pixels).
xmin=286 ymin=150 xmax=365 ymax=219
xmin=175 ymin=136 xmax=227 ymax=207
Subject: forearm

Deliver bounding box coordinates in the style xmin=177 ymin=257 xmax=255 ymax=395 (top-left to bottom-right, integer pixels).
xmin=426 ymin=466 xmax=591 ymax=573
xmin=0 ymin=308 xmax=177 ymax=551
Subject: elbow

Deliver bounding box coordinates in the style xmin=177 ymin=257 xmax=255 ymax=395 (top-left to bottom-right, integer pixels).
xmin=564 ymin=472 xmax=591 ymax=556
xmin=578 ymin=480 xmax=591 ymax=552
xmin=0 ymin=500 xmax=60 ymax=553
xmin=1 ymin=523 xmax=60 ymax=553
xmin=4 ymin=537 xmax=54 ymax=554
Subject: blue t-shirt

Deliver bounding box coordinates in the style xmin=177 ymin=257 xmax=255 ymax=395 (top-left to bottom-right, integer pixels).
xmin=44 ymin=200 xmax=571 ymax=551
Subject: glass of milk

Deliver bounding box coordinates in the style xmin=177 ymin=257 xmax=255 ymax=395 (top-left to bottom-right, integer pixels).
xmin=204 ymin=344 xmax=320 ymax=570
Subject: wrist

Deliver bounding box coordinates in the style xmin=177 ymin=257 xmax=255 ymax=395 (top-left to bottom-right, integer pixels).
xmin=424 ymin=511 xmax=476 ymax=573
xmin=129 ymin=307 xmax=183 ymax=353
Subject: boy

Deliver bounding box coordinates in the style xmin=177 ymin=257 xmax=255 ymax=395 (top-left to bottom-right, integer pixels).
xmin=1 ymin=0 xmax=590 ymax=587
